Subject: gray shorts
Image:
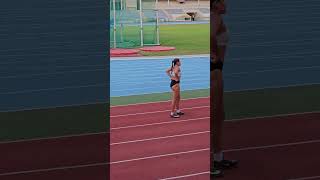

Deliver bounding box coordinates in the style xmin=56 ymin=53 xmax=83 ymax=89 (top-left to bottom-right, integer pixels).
xmin=217 ymin=30 xmax=229 ymax=46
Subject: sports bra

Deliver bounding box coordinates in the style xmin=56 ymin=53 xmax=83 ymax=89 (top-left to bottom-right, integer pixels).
xmin=171 ymin=67 xmax=181 ymax=79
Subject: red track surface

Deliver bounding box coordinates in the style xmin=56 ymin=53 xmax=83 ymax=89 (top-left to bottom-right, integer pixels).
xmin=111 ymin=97 xmax=320 ymax=180
xmin=110 ymin=48 xmax=141 ymax=57
xmin=0 ymin=133 xmax=108 ymax=180
xmin=1 ymin=97 xmax=320 ymax=179
xmin=139 ymin=46 xmax=176 ymax=52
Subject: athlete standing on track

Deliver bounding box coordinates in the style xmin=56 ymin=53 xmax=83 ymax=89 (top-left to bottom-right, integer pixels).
xmin=211 ymin=0 xmax=238 ymax=177
xmin=166 ymin=58 xmax=184 ymax=118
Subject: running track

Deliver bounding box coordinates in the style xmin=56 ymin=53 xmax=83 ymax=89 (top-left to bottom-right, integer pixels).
xmin=109 ymin=97 xmax=320 ymax=179
xmin=0 ymin=97 xmax=320 ymax=179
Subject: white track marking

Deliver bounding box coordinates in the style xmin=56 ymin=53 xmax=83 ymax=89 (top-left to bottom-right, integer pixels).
xmin=110 ymin=105 xmax=209 ymax=118
xmin=111 ymin=117 xmax=209 ymax=130
xmin=110 ymin=148 xmax=209 ymax=165
xmin=288 ymin=176 xmax=320 ymax=180
xmin=0 ymin=162 xmax=107 ymax=176
xmin=1 ymin=111 xmax=319 ymax=145
xmin=111 ymin=111 xmax=320 ymax=146
xmin=0 ymin=101 xmax=107 ymax=113
xmin=112 ymin=138 xmax=320 ymax=164
xmin=225 ymin=83 xmax=320 ymax=93
xmin=223 ymin=139 xmax=320 ymax=153
xmin=2 ymin=138 xmax=320 ymax=176
xmin=0 ymin=132 xmax=107 ymax=145
xmin=111 ymin=131 xmax=209 ymax=146
xmin=227 ymin=111 xmax=320 ymax=122
xmin=159 ymin=171 xmax=209 ymax=180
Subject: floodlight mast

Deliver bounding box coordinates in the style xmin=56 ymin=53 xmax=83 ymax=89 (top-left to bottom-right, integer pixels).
xmin=113 ymin=0 xmax=117 ymax=48
xmin=156 ymin=0 xmax=160 ymax=45
xmin=139 ymin=0 xmax=144 ymax=46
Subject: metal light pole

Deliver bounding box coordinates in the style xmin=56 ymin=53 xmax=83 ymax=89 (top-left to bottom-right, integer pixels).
xmin=139 ymin=0 xmax=144 ymax=46
xmin=113 ymin=0 xmax=117 ymax=48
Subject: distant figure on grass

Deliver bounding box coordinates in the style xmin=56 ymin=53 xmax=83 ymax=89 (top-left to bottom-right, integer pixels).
xmin=211 ymin=0 xmax=238 ymax=178
xmin=166 ymin=58 xmax=184 ymax=118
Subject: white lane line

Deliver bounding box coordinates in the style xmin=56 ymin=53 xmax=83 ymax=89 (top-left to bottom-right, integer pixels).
xmin=112 ymin=138 xmax=320 ymax=165
xmin=0 ymin=69 xmax=105 ymax=79
xmin=0 ymin=111 xmax=318 ymax=145
xmin=288 ymin=176 xmax=320 ymax=180
xmin=225 ymin=83 xmax=320 ymax=93
xmin=0 ymin=162 xmax=107 ymax=176
xmin=111 ymin=110 xmax=320 ymax=131
xmin=227 ymin=111 xmax=320 ymax=122
xmin=0 ymin=132 xmax=107 ymax=145
xmin=0 ymin=101 xmax=107 ymax=113
xmin=110 ymin=148 xmax=209 ymax=165
xmin=111 ymin=130 xmax=320 ymax=148
xmin=2 ymin=138 xmax=320 ymax=176
xmin=110 ymin=96 xmax=208 ymax=108
xmin=224 ymin=139 xmax=320 ymax=153
xmin=226 ymin=66 xmax=320 ymax=77
xmin=111 ymin=131 xmax=209 ymax=146
xmin=110 ymin=105 xmax=209 ymax=118
xmin=159 ymin=171 xmax=209 ymax=180
xmin=111 ymin=117 xmax=209 ymax=130
xmin=0 ymin=83 xmax=105 ymax=95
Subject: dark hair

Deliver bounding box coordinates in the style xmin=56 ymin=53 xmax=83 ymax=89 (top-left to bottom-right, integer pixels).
xmin=171 ymin=58 xmax=180 ymax=69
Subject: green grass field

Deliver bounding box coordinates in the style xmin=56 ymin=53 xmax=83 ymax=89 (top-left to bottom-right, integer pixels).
xmin=143 ymin=24 xmax=210 ymax=56
xmin=111 ymin=89 xmax=209 ymax=105
xmin=112 ymin=23 xmax=210 ymax=56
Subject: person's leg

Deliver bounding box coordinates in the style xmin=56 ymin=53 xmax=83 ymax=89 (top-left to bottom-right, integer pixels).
xmin=171 ymin=85 xmax=180 ymax=118
xmin=171 ymin=91 xmax=175 ymax=112
xmin=175 ymin=84 xmax=184 ymax=115
xmin=213 ymin=45 xmax=226 ymax=160
xmin=176 ymin=85 xmax=180 ymax=110
xmin=213 ymin=45 xmax=238 ymax=169
xmin=211 ymin=67 xmax=225 ymax=177
xmin=211 ymin=69 xmax=224 ymax=158
xmin=219 ymin=45 xmax=228 ymax=128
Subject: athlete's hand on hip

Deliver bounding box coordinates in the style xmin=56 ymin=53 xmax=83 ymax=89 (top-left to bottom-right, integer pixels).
xmin=211 ymin=54 xmax=218 ymax=63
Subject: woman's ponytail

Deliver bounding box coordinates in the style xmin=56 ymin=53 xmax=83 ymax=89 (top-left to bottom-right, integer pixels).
xmin=171 ymin=61 xmax=174 ymax=70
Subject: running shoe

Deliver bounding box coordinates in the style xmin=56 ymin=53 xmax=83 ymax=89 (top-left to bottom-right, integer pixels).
xmin=176 ymin=111 xmax=184 ymax=115
xmin=211 ymin=168 xmax=223 ymax=178
xmin=170 ymin=112 xmax=180 ymax=118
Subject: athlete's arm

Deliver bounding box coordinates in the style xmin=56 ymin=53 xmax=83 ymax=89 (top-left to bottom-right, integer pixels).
xmin=166 ymin=67 xmax=172 ymax=78
xmin=174 ymin=67 xmax=181 ymax=80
